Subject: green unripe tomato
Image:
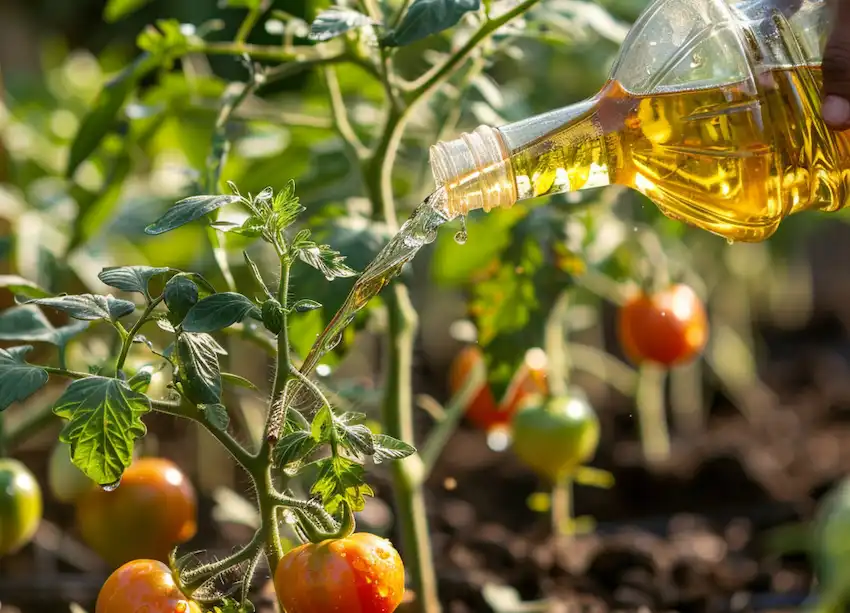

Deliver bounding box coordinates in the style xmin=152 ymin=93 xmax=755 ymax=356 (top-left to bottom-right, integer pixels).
xmin=511 ymin=393 xmax=600 ymax=482
xmin=261 ymin=298 xmax=284 ymax=335
xmin=812 ymin=478 xmax=850 ymax=600
xmin=48 ymin=441 xmax=94 ymax=504
xmin=0 ymin=458 xmax=43 ymax=555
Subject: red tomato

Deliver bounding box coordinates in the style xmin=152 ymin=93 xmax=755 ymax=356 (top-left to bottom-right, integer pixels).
xmin=76 ymin=458 xmax=197 ymax=568
xmin=274 ymin=532 xmax=405 ymax=613
xmin=448 ymin=346 xmax=548 ymax=431
xmin=617 ymin=283 xmax=709 ymax=367
xmin=96 ymin=559 xmax=201 ymax=613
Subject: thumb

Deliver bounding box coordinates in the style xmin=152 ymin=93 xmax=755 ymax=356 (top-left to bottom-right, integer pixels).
xmin=822 ymin=0 xmax=850 ymax=128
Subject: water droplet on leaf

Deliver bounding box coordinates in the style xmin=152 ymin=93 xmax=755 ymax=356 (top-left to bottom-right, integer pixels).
xmin=101 ymin=479 xmax=121 ymax=492
xmin=454 ymin=230 xmax=468 ymax=245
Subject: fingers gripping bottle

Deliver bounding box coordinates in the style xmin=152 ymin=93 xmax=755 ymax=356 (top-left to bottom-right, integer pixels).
xmin=429 ymin=0 xmax=847 ymax=242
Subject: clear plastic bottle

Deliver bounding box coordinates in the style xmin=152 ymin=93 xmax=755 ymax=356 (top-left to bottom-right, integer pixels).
xmin=429 ymin=0 xmax=845 ymax=242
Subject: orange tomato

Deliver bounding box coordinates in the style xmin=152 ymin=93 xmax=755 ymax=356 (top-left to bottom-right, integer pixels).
xmin=96 ymin=559 xmax=201 ymax=613
xmin=76 ymin=458 xmax=197 ymax=568
xmin=448 ymin=346 xmax=548 ymax=431
xmin=617 ymin=283 xmax=709 ymax=367
xmin=274 ymin=532 xmax=405 ymax=613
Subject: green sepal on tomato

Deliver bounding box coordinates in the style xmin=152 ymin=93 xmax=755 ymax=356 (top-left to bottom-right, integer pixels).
xmin=0 ymin=458 xmax=43 ymax=556
xmin=448 ymin=345 xmax=548 ymax=432
xmin=510 ymin=392 xmax=600 ymax=483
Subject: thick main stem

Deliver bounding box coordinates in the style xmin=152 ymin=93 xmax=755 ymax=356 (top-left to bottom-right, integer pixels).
xmin=382 ymin=286 xmax=438 ymax=613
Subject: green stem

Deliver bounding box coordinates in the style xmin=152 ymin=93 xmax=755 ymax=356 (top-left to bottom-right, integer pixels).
xmin=552 ymin=475 xmax=573 ymax=536
xmin=115 ymin=296 xmax=164 ymax=375
xmin=181 ymin=529 xmax=264 ymax=591
xmin=265 ymin=256 xmax=292 ymax=442
xmin=234 ymin=0 xmax=268 ymax=44
xmin=257 ymin=464 xmax=283 ymax=574
xmin=42 ymin=366 xmax=90 ymax=380
xmin=635 ymin=363 xmax=671 ymax=463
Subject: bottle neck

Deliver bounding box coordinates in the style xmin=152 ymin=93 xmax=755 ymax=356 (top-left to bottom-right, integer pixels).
xmin=429 ymin=95 xmax=619 ymax=217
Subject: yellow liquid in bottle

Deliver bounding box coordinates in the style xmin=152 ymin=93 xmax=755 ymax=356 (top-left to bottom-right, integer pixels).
xmin=509 ymin=66 xmax=850 ymax=242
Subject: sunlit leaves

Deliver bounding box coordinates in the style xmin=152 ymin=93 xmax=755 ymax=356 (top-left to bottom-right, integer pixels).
xmin=312 ymin=456 xmax=373 ymax=513
xmin=0 ymin=306 xmax=89 ymax=346
xmin=308 ymin=7 xmax=377 ymax=42
xmin=181 ymin=293 xmax=261 ymax=333
xmin=372 ymin=434 xmax=416 ymax=463
xmin=98 ymin=266 xmax=170 ymax=301
xmin=0 ymin=275 xmax=51 ymax=299
xmin=104 ymin=0 xmax=154 ymax=22
xmin=382 ymin=0 xmax=481 ymax=47
xmin=52 ymin=376 xmax=151 ymax=486
xmin=145 ymin=194 xmax=242 ymax=235
xmin=274 ymin=430 xmax=318 ymax=469
xmin=23 ymin=294 xmax=136 ymax=322
xmin=0 ymin=347 xmax=49 ymax=412
xmin=176 ymin=332 xmax=226 ymax=405
xmin=66 ymin=54 xmax=158 ymax=178
xmin=136 ymin=19 xmax=191 ymax=57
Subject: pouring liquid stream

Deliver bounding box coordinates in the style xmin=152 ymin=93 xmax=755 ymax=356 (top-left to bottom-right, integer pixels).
xmin=297 ymin=187 xmax=452 ymax=383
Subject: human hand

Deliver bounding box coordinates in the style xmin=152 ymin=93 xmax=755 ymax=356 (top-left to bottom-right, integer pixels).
xmin=823 ymin=0 xmax=850 ymax=128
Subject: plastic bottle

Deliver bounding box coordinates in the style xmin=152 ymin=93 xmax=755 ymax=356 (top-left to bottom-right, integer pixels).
xmin=429 ymin=0 xmax=845 ymax=242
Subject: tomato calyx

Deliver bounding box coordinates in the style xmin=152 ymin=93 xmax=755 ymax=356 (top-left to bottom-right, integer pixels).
xmin=294 ymin=499 xmax=355 ymax=544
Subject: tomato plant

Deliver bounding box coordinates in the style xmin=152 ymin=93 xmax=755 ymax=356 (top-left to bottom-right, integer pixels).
xmin=449 ymin=346 xmax=548 ymax=431
xmin=0 ymin=458 xmax=42 ymax=556
xmin=275 ymin=531 xmax=405 ymax=613
xmin=617 ymin=283 xmax=709 ymax=367
xmin=511 ymin=394 xmax=600 ymax=483
xmin=96 ymin=559 xmax=201 ymax=613
xmin=76 ymin=457 xmax=197 ymax=568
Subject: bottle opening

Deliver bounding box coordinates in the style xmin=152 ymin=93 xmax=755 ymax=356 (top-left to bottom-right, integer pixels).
xmin=429 ymin=125 xmax=518 ymax=217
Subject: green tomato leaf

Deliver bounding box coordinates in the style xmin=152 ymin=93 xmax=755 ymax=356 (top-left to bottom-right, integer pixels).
xmin=382 ymin=0 xmax=481 ymax=47
xmin=296 ymin=243 xmax=357 ymax=281
xmin=136 ymin=19 xmax=190 ymax=57
xmin=272 ymin=179 xmax=305 ymax=232
xmin=308 ymin=7 xmax=377 ymax=42
xmin=145 ymin=195 xmax=242 ymax=236
xmin=311 ymin=404 xmax=334 ymax=442
xmin=284 ymin=407 xmax=311 ymax=434
xmin=220 ymin=0 xmax=262 ymax=7
xmin=67 ymin=54 xmax=157 ymax=178
xmin=23 ymin=294 xmax=136 ymax=322
xmin=53 ymin=376 xmax=151 ymax=486
xmin=0 ymin=275 xmax=52 ymax=298
xmin=0 ymin=346 xmax=49 ymax=411
xmin=181 ymin=293 xmax=261 ymax=333
xmin=177 ymin=332 xmax=226 ymax=405
xmin=335 ymin=422 xmax=375 ymax=458
xmin=311 ymin=456 xmax=373 ymax=513
xmin=128 ymin=369 xmax=152 ymax=393
xmin=0 ymin=307 xmax=92 ymax=348
xmin=273 ymin=430 xmax=318 ymax=468
xmin=221 ymin=372 xmax=259 ymax=392
xmin=372 ymin=434 xmax=416 ymax=463
xmin=98 ymin=266 xmax=170 ymax=300
xmin=104 ymin=0 xmax=154 ymax=22
xmin=201 ymin=403 xmax=230 ymax=430
xmin=164 ymin=276 xmax=200 ymax=322
xmin=337 ymin=411 xmax=367 ymax=424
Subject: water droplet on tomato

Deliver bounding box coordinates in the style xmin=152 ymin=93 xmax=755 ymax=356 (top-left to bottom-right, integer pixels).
xmin=378 ymin=585 xmax=389 ymax=597
xmin=101 ymin=479 xmax=121 ymax=492
xmin=376 ymin=548 xmax=390 ymax=560
xmin=176 ymin=603 xmax=188 ymax=613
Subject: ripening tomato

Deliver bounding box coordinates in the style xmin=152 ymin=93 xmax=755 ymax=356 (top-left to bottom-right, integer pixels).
xmin=617 ymin=283 xmax=709 ymax=367
xmin=0 ymin=458 xmax=42 ymax=556
xmin=96 ymin=559 xmax=201 ymax=613
xmin=76 ymin=458 xmax=197 ymax=568
xmin=48 ymin=441 xmax=94 ymax=504
xmin=448 ymin=346 xmax=548 ymax=431
xmin=511 ymin=394 xmax=600 ymax=483
xmin=274 ymin=532 xmax=405 ymax=613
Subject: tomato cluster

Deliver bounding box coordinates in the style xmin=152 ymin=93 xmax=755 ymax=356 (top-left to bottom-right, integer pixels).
xmin=76 ymin=457 xmax=198 ymax=568
xmin=448 ymin=345 xmax=548 ymax=432
xmin=617 ymin=283 xmax=708 ymax=367
xmin=274 ymin=532 xmax=406 ymax=613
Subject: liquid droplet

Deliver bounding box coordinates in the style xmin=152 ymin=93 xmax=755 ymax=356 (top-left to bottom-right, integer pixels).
xmin=454 ymin=230 xmax=468 ymax=245
xmin=176 ymin=603 xmax=188 ymax=613
xmin=376 ymin=548 xmax=390 ymax=560
xmin=726 ymin=238 xmax=735 ymax=245
xmin=486 ymin=428 xmax=511 ymax=452
xmin=101 ymin=479 xmax=121 ymax=492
